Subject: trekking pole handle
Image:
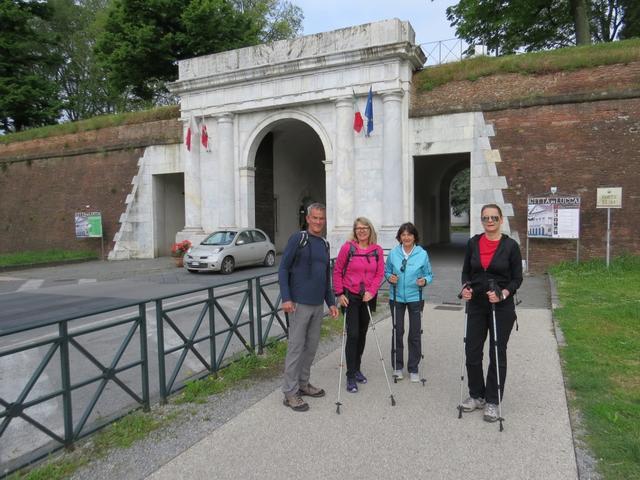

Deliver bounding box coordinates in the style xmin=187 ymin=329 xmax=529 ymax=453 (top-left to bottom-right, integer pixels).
xmin=488 ymin=279 xmax=504 ymax=301
xmin=457 ymin=282 xmax=470 ymax=299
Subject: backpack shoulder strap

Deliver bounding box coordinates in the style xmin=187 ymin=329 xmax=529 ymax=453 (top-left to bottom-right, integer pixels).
xmin=342 ymin=243 xmax=356 ymax=277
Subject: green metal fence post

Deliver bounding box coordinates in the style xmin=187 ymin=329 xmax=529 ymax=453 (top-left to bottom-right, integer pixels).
xmin=139 ymin=303 xmax=150 ymax=411
xmin=256 ymin=276 xmax=263 ymax=354
xmin=156 ymin=299 xmax=167 ymax=404
xmin=208 ymin=287 xmax=217 ymax=372
xmin=58 ymin=322 xmax=73 ymax=448
xmin=248 ymin=279 xmax=255 ymax=353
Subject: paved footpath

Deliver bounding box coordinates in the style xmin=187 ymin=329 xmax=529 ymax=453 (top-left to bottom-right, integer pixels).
xmin=147 ymin=304 xmax=577 ymax=480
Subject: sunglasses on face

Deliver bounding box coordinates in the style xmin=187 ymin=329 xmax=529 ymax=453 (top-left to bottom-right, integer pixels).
xmin=400 ymin=258 xmax=407 ymax=272
xmin=481 ymin=215 xmax=500 ymax=223
xmin=354 ymin=226 xmax=370 ymax=232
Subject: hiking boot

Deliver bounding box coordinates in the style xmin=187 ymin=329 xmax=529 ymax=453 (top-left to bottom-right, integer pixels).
xmin=410 ymin=372 xmax=420 ymax=383
xmin=354 ymin=371 xmax=367 ymax=384
xmin=461 ymin=396 xmax=486 ymax=412
xmin=283 ymin=392 xmax=309 ymax=412
xmin=393 ymin=370 xmax=403 ymax=380
xmin=346 ymin=378 xmax=358 ymax=393
xmin=298 ymin=383 xmax=325 ymax=398
xmin=483 ymin=403 xmax=499 ymax=422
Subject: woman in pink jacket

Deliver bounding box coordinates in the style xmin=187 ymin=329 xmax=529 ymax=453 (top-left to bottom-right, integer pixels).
xmin=333 ymin=217 xmax=385 ymax=393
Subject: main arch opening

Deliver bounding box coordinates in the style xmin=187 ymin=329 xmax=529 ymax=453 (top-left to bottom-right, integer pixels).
xmin=254 ymin=119 xmax=326 ymax=251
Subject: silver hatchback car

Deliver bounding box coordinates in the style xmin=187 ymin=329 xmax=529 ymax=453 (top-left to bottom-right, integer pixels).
xmin=184 ymin=228 xmax=276 ymax=274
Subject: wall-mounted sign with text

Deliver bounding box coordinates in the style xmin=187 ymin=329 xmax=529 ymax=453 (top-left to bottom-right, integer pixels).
xmin=527 ymin=195 xmax=581 ymax=239
xmin=75 ymin=211 xmax=103 ymax=238
xmin=596 ymin=187 xmax=622 ymax=209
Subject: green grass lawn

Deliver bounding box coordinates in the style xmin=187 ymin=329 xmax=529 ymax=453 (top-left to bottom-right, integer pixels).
xmin=550 ymin=255 xmax=640 ymax=480
xmin=0 ymin=249 xmax=98 ymax=268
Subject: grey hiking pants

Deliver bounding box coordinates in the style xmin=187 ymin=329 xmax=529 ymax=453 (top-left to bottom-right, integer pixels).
xmin=282 ymin=303 xmax=325 ymax=395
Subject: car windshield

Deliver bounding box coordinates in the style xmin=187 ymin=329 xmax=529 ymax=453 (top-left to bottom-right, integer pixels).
xmin=201 ymin=231 xmax=236 ymax=246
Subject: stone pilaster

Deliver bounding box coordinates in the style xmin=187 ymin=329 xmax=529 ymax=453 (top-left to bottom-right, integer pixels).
xmin=335 ymin=97 xmax=355 ymax=228
xmin=217 ymin=114 xmax=236 ymax=227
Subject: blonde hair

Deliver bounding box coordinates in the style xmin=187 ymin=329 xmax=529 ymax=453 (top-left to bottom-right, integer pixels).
xmin=348 ymin=217 xmax=377 ymax=245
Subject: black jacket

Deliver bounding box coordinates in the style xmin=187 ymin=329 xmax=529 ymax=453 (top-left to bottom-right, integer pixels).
xmin=461 ymin=233 xmax=523 ymax=301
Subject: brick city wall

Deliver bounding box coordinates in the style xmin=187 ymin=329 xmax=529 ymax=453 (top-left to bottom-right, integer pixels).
xmin=0 ymin=119 xmax=181 ymax=256
xmin=486 ymin=100 xmax=639 ymax=272
xmin=411 ymin=62 xmax=640 ymax=272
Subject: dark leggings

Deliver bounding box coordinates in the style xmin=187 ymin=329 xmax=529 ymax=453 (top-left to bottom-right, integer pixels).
xmin=344 ymin=292 xmax=371 ymax=379
xmin=391 ymin=301 xmax=423 ymax=373
xmin=465 ymin=297 xmax=516 ymax=404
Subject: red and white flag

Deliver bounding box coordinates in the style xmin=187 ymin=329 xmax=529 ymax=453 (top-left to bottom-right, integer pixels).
xmin=201 ymin=123 xmax=210 ymax=152
xmin=185 ymin=123 xmax=192 ymax=151
xmin=352 ymin=89 xmax=364 ymax=134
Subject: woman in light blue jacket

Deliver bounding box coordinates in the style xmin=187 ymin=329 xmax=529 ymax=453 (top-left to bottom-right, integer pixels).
xmin=384 ymin=222 xmax=433 ymax=382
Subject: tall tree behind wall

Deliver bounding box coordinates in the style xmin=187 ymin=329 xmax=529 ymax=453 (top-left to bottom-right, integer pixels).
xmin=49 ymin=0 xmax=120 ymax=120
xmin=0 ymin=0 xmax=62 ymax=132
xmin=446 ymin=0 xmax=633 ymax=54
xmin=95 ymin=0 xmax=303 ymax=107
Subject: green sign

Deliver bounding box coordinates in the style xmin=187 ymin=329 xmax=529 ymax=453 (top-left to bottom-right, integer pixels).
xmin=76 ymin=212 xmax=103 ymax=238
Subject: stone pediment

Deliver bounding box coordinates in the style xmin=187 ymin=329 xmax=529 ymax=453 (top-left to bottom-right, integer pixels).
xmin=169 ymin=18 xmax=426 ymax=99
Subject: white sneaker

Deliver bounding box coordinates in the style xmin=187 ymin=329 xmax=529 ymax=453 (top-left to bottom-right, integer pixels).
xmin=393 ymin=370 xmax=403 ymax=380
xmin=461 ymin=396 xmax=486 ymax=412
xmin=410 ymin=373 xmax=420 ymax=383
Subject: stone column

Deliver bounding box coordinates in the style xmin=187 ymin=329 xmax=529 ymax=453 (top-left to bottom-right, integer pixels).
xmin=217 ymin=114 xmax=236 ymax=227
xmin=335 ymin=97 xmax=354 ymax=228
xmin=181 ymin=119 xmax=204 ymax=236
xmin=382 ymin=91 xmax=404 ymax=228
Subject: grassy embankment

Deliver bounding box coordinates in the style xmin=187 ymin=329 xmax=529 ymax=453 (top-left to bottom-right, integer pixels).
xmin=416 ymin=37 xmax=640 ymax=91
xmin=550 ymin=255 xmax=640 ymax=480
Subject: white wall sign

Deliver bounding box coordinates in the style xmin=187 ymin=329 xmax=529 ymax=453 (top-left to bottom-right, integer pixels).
xmin=596 ymin=187 xmax=622 ymax=208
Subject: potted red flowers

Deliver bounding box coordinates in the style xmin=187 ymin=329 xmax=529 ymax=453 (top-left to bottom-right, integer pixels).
xmin=171 ymin=240 xmax=192 ymax=267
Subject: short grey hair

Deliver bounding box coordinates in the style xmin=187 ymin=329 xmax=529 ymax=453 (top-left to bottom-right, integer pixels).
xmin=306 ymin=202 xmax=326 ymax=215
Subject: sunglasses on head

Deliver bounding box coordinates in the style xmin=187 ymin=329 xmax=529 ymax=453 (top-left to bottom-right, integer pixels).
xmin=400 ymin=258 xmax=407 ymax=272
xmin=481 ymin=215 xmax=500 ymax=223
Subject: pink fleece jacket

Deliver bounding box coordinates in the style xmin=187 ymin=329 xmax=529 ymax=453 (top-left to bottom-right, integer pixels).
xmin=333 ymin=240 xmax=385 ymax=297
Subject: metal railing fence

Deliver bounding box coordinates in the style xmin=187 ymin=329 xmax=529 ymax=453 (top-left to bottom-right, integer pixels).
xmin=0 ymin=271 xmax=283 ymax=476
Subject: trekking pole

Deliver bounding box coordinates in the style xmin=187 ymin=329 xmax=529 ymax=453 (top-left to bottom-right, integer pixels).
xmin=418 ymin=283 xmax=426 ymax=387
xmin=391 ymin=283 xmax=398 ymax=383
xmin=456 ymin=283 xmax=469 ymax=419
xmin=366 ymin=302 xmax=396 ymax=406
xmin=335 ymin=307 xmax=348 ymax=414
xmin=489 ymin=279 xmax=505 ymax=431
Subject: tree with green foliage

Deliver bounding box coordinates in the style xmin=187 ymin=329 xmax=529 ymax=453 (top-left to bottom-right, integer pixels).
xmin=618 ymin=0 xmax=640 ymax=39
xmin=450 ymin=168 xmax=470 ymax=217
xmin=446 ymin=0 xmax=631 ymax=55
xmin=0 ymin=0 xmax=63 ymax=132
xmin=49 ymin=0 xmax=118 ymax=120
xmin=231 ymin=0 xmax=303 ymax=42
xmin=95 ymin=0 xmax=302 ymax=106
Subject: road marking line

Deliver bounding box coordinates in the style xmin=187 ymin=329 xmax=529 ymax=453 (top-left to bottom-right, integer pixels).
xmin=16 ymin=279 xmax=44 ymax=292
xmin=0 ymin=276 xmax=22 ymax=282
xmin=78 ymin=279 xmax=97 ymax=284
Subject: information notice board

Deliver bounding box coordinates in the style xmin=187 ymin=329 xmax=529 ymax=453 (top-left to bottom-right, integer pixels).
xmin=527 ymin=195 xmax=580 ymax=239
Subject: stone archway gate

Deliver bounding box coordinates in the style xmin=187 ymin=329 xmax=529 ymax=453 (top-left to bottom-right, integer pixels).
xmin=168 ymin=19 xmax=426 ymax=251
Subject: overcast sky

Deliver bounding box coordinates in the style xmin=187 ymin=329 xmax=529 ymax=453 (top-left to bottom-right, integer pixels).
xmin=291 ymin=0 xmax=459 ymax=46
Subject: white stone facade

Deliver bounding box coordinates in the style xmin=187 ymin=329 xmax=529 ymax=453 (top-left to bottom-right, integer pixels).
xmin=109 ymin=19 xmax=516 ymax=258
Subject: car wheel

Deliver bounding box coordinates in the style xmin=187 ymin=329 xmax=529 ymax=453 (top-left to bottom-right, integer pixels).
xmin=263 ymin=251 xmax=275 ymax=267
xmin=221 ymin=256 xmax=235 ymax=274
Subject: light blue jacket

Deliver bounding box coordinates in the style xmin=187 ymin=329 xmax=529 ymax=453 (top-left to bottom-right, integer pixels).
xmin=384 ymin=244 xmax=433 ymax=303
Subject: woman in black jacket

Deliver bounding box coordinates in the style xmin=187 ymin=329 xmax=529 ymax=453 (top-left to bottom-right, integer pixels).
xmin=460 ymin=204 xmax=523 ymax=422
